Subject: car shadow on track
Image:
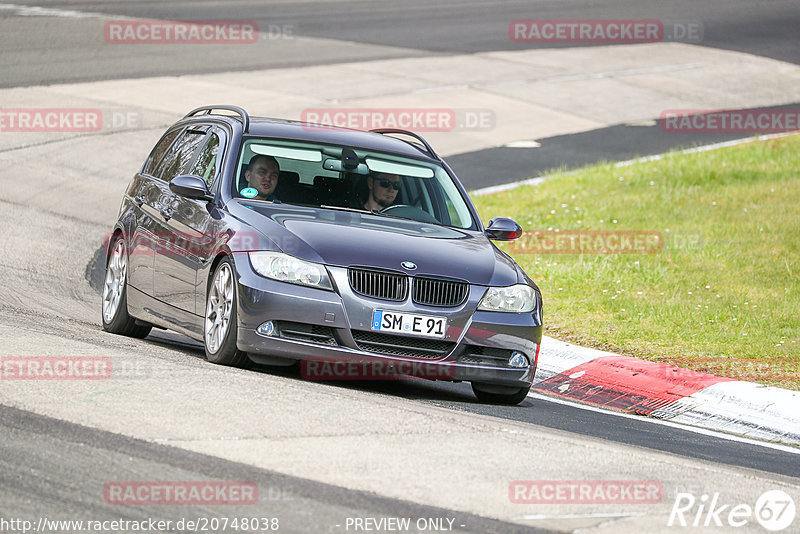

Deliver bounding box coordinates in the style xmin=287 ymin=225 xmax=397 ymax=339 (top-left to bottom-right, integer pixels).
xmin=142 ymin=330 xmax=528 ymax=407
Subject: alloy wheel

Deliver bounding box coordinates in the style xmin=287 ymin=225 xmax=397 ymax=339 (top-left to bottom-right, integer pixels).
xmin=205 ymin=262 xmax=234 ymax=353
xmin=102 ymin=239 xmax=126 ymax=324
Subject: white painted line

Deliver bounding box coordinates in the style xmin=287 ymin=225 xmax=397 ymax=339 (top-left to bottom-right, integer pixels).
xmin=0 ymin=3 xmax=107 ymax=18
xmin=527 ymin=391 xmax=800 ymax=454
xmin=504 ymin=140 xmax=541 ymax=148
xmin=469 ymin=177 xmax=546 ymax=197
xmin=515 ymin=512 xmax=645 ymax=520
xmin=469 ymin=132 xmax=799 ymax=197
xmin=624 ymin=120 xmax=658 ymax=127
xmin=613 ymin=131 xmax=800 ymax=167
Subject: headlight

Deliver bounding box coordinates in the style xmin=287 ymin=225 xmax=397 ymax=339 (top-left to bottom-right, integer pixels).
xmin=248 ymin=251 xmax=333 ymax=290
xmin=478 ymin=284 xmax=536 ymax=313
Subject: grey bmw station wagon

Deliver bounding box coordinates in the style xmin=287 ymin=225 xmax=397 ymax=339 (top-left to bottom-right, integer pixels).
xmin=102 ymin=105 xmax=543 ymax=404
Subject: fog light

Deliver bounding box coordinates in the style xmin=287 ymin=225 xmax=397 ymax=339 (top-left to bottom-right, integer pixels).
xmin=257 ymin=321 xmax=276 ymax=337
xmin=508 ymin=351 xmax=528 ymax=368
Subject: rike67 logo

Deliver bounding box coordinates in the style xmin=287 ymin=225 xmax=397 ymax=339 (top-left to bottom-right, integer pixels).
xmin=669 ymin=490 xmax=796 ymax=531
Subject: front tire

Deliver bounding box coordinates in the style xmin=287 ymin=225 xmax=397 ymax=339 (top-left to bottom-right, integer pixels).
xmin=101 ymin=236 xmax=151 ymax=339
xmin=204 ymin=258 xmax=251 ymax=368
xmin=471 ymin=382 xmax=531 ymax=405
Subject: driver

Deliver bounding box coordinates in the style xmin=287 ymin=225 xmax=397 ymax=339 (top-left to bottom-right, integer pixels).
xmin=364 ymin=172 xmax=401 ymax=211
xmin=244 ymin=155 xmax=280 ymax=201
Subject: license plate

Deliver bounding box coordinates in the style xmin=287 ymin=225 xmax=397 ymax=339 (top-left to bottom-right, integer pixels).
xmin=371 ymin=310 xmax=447 ymax=339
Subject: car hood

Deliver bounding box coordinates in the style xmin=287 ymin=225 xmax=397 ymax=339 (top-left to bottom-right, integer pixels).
xmin=229 ymin=202 xmax=520 ymax=286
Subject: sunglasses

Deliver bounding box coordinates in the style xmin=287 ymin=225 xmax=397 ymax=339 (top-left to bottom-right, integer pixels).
xmin=377 ymin=178 xmax=402 ymax=190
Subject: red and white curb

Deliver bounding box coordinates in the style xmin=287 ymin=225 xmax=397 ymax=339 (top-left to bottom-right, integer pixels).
xmin=532 ymin=336 xmax=800 ymax=446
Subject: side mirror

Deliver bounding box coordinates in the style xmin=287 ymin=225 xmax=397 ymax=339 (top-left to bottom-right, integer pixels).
xmin=170 ymin=174 xmax=213 ymax=201
xmin=485 ymin=217 xmax=522 ymax=241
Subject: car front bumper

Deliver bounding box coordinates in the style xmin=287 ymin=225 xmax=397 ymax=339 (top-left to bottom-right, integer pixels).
xmin=233 ymin=256 xmax=542 ymax=388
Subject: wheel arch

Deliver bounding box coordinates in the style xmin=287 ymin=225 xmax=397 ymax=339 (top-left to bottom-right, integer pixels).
xmin=206 ymin=250 xmax=234 ymax=293
xmin=105 ymin=225 xmax=125 ymax=258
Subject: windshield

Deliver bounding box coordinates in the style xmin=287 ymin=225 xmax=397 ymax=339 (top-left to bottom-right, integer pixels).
xmin=233 ymin=138 xmax=477 ymax=230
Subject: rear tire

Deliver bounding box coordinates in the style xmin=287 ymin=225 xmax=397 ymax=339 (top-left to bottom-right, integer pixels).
xmin=101 ymin=236 xmax=151 ymax=339
xmin=471 ymin=382 xmax=531 ymax=405
xmin=204 ymin=258 xmax=251 ymax=368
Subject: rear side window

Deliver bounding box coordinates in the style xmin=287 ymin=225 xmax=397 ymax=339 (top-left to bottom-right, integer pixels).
xmin=190 ymin=133 xmax=220 ymax=188
xmin=156 ymin=128 xmax=209 ymax=183
xmin=142 ymin=129 xmax=181 ymax=176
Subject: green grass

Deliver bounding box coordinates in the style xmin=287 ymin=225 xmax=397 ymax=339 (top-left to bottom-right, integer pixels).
xmin=473 ymin=134 xmax=800 ymax=389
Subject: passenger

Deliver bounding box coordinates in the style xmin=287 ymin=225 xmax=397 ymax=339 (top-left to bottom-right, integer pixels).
xmin=244 ymin=155 xmax=280 ymax=200
xmin=363 ymin=172 xmax=401 ymax=211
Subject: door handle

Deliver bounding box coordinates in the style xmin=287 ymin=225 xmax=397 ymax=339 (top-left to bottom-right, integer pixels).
xmin=159 ymin=207 xmax=174 ymax=220
xmin=134 ymin=194 xmax=146 ymax=207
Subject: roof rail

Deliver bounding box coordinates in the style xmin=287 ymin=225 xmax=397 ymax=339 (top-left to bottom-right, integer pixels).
xmin=370 ymin=128 xmax=439 ymax=160
xmin=185 ymin=105 xmax=250 ymax=133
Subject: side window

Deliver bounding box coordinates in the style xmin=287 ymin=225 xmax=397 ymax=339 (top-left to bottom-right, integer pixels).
xmin=143 ymin=128 xmax=182 ymax=176
xmin=156 ymin=128 xmax=209 ymax=183
xmin=190 ymin=133 xmax=220 ymax=188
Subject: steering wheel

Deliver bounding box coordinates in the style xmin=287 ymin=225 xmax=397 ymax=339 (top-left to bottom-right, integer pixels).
xmin=380 ymin=204 xmax=412 ymax=213
xmin=380 ymin=204 xmax=439 ymax=224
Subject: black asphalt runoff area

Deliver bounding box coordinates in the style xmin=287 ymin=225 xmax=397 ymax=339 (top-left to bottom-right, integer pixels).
xmin=448 ymin=102 xmax=800 ymax=190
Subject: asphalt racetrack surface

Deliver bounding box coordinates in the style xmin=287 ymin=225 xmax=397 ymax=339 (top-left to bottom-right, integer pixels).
xmin=2 ymin=1 xmax=799 ymax=532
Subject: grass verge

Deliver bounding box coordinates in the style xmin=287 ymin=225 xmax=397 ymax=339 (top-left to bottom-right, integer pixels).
xmin=473 ymin=134 xmax=800 ymax=389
